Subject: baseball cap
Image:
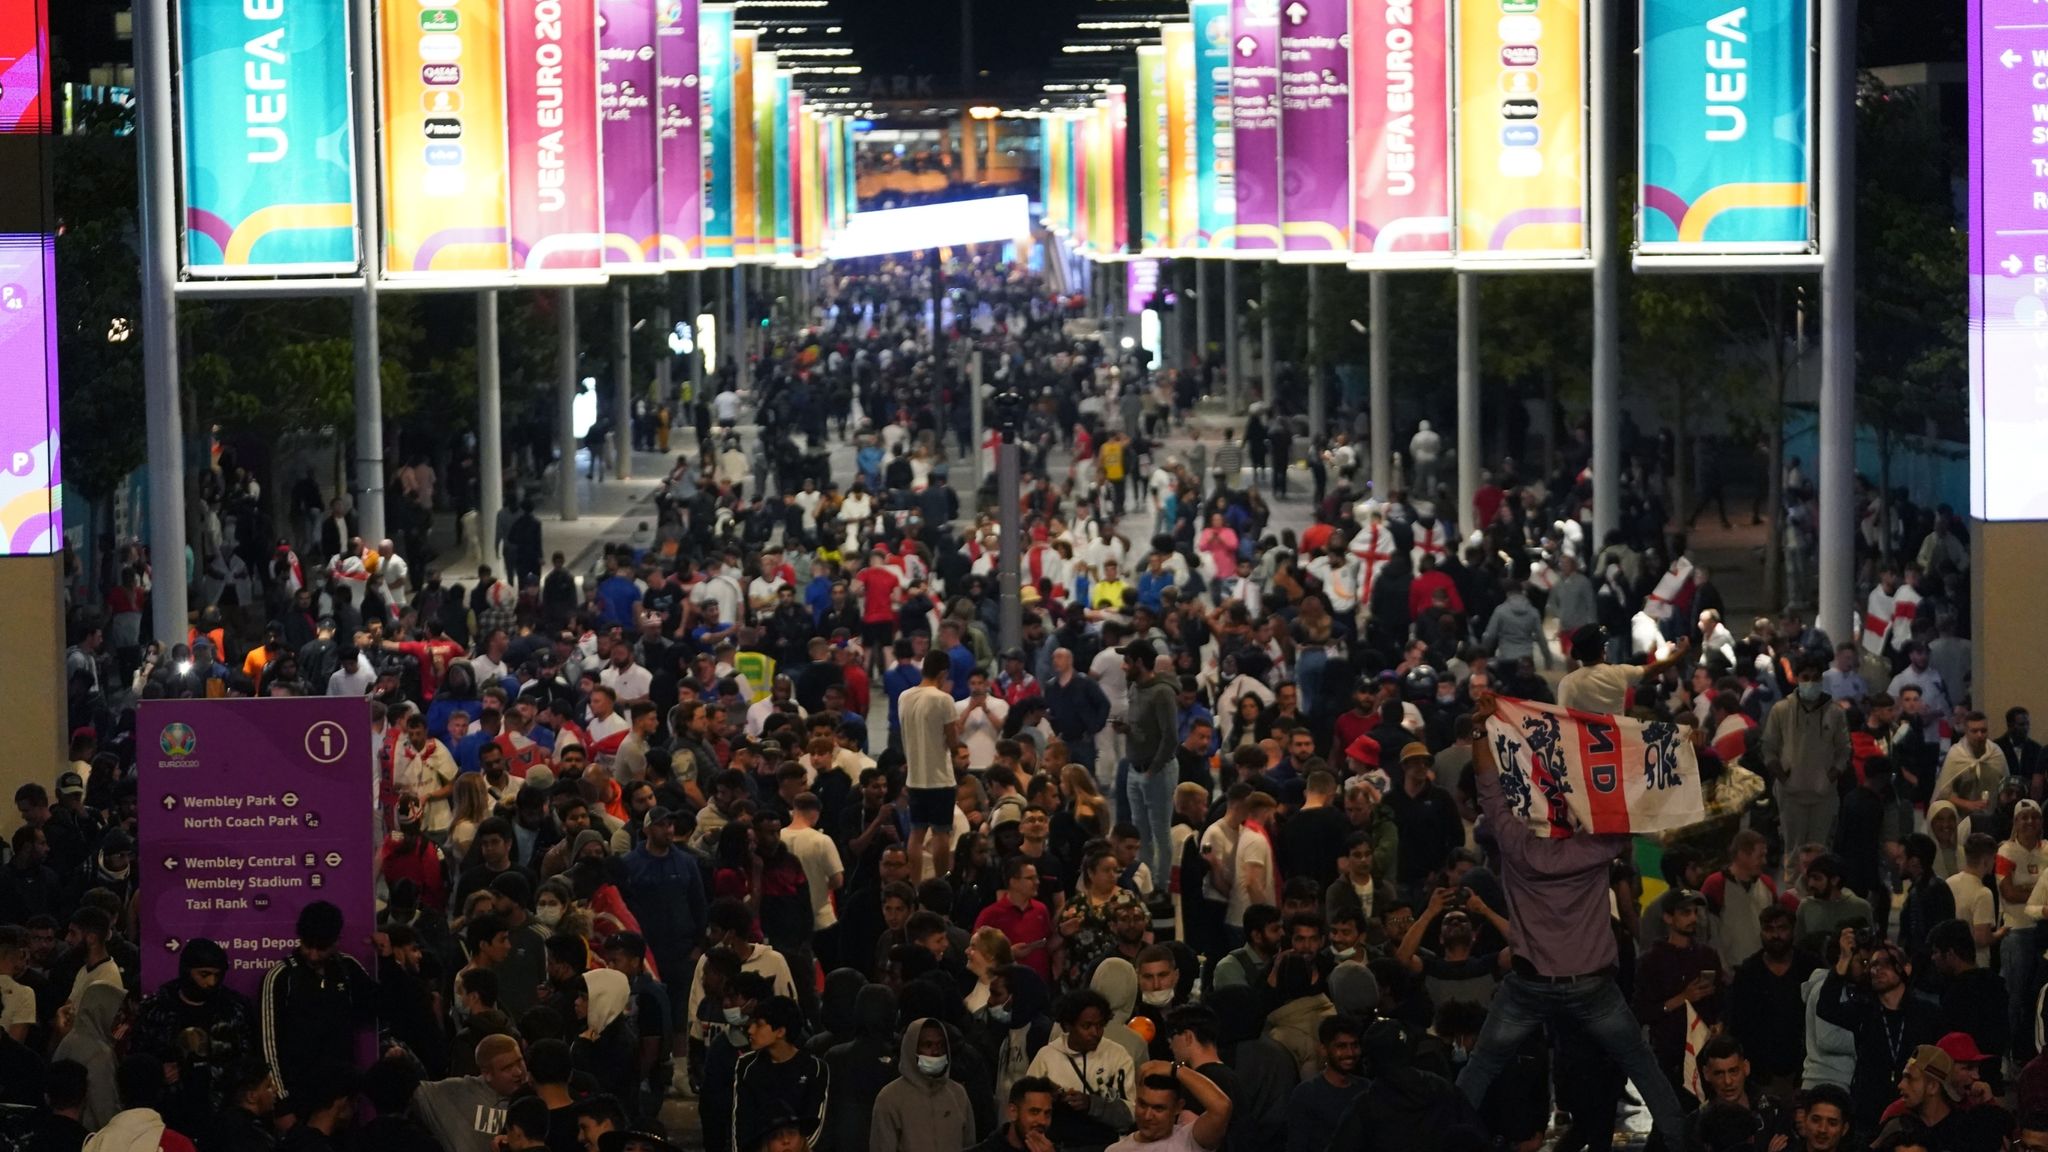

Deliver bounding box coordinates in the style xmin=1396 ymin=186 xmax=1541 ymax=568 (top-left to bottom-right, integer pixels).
xmin=56 ymin=771 xmax=85 ymax=797
xmin=2019 ymin=799 xmax=2044 ymax=819
xmin=1905 ymin=1044 xmax=1963 ymax=1100
xmin=1935 ymin=1031 xmax=1989 ymax=1065
xmin=1664 ymin=888 xmax=1708 ymax=911
xmin=646 ymin=805 xmax=677 ymax=826
xmin=1119 ymin=638 xmax=1158 ymax=666
xmin=1570 ymin=624 xmax=1607 ymax=663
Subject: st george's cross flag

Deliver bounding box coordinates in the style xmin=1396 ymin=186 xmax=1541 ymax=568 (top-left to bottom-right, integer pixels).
xmin=1484 ymin=697 xmax=1705 ymax=838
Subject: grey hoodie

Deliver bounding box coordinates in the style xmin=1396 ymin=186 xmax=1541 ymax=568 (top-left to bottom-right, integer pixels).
xmin=869 ymin=1017 xmax=976 ymax=1152
xmin=55 ymin=980 xmax=124 ymax=1130
xmin=412 ymin=1075 xmax=510 ymax=1152
xmin=1800 ymin=966 xmax=1855 ymax=1090
xmin=1088 ymin=959 xmax=1150 ymax=1073
xmin=1482 ymin=593 xmax=1551 ymax=667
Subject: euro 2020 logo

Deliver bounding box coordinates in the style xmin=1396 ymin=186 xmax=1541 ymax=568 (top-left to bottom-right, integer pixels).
xmin=159 ymin=723 xmax=197 ymax=761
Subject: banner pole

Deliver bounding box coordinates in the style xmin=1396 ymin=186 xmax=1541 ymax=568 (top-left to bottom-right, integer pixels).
xmin=732 ymin=263 xmax=749 ymax=396
xmin=478 ymin=290 xmax=503 ymax=572
xmin=558 ymin=288 xmax=580 ymax=522
xmin=350 ymin=0 xmax=386 ymax=545
xmin=1224 ymin=259 xmax=1241 ymax=411
xmin=1458 ymin=273 xmax=1481 ymax=540
xmin=1816 ymin=0 xmax=1857 ymax=636
xmin=1369 ymin=271 xmax=1391 ymax=499
xmin=1589 ymin=0 xmax=1620 ymax=550
xmin=136 ymin=0 xmax=189 ymax=650
xmin=687 ymin=270 xmax=705 ymax=410
xmin=1196 ymin=259 xmax=1211 ymax=380
xmin=655 ymin=278 xmax=673 ymax=415
xmin=613 ymin=279 xmax=633 ymax=480
xmin=1307 ymin=265 xmax=1326 ymax=441
xmin=1260 ymin=267 xmax=1275 ymax=411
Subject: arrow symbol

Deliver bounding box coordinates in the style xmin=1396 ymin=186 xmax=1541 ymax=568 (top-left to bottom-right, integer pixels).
xmin=1285 ymin=1 xmax=1308 ymax=24
xmin=2006 ymin=254 xmax=2024 ymax=275
xmin=2004 ymin=49 xmax=2023 ymax=68
xmin=160 ymin=795 xmax=177 ymax=810
xmin=162 ymin=857 xmax=177 ymax=871
xmin=163 ymin=938 xmax=181 ymax=954
xmin=1236 ymin=35 xmax=1256 ymax=56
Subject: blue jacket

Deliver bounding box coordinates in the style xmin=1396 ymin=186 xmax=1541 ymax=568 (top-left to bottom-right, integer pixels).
xmin=622 ymin=844 xmax=709 ymax=956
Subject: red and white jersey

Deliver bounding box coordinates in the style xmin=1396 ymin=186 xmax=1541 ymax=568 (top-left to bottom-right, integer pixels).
xmin=1409 ymin=519 xmax=1451 ymax=570
xmin=1350 ymin=520 xmax=1398 ymax=600
xmin=1861 ymin=583 xmax=1921 ymax=655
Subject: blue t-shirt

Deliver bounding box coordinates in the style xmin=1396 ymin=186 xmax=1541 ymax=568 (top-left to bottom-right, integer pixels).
xmin=597 ymin=574 xmax=642 ymax=629
xmin=947 ymin=643 xmax=976 ymax=699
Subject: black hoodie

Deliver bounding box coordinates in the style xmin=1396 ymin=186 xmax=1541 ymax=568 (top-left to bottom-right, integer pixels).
xmin=821 ymin=984 xmax=898 ymax=1152
xmin=807 ymin=969 xmax=869 ymax=1057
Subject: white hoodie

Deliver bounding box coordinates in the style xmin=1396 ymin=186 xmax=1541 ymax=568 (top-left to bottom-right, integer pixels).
xmin=84 ymin=1110 xmax=175 ymax=1152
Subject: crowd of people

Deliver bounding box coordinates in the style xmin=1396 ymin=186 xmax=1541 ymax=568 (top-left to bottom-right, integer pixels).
xmin=10 ymin=252 xmax=2038 ymax=1152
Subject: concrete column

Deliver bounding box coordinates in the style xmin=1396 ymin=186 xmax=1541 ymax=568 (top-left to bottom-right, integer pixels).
xmin=477 ymin=291 xmax=503 ymax=571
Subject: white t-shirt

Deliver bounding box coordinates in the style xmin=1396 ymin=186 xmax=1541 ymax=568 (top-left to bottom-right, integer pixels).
xmin=1947 ymin=871 xmax=1996 ymax=968
xmin=2001 ymin=840 xmax=2048 ymax=928
xmin=1110 ymin=1116 xmax=1218 ymax=1152
xmin=899 ymin=684 xmax=958 ymax=790
xmin=1200 ymin=822 xmax=1240 ymax=913
xmin=956 ymin=695 xmax=1011 ymax=770
xmin=783 ymin=825 xmax=844 ymax=930
xmin=599 ymin=663 xmax=653 ymax=702
xmin=0 ymin=974 xmax=34 ymax=1032
xmin=1233 ymin=826 xmax=1275 ymax=920
xmin=1091 ymin=649 xmax=1129 ymax=721
xmin=1556 ymin=664 xmax=1645 ymax=717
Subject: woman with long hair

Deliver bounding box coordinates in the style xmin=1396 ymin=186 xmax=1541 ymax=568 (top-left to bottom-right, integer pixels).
xmin=1223 ymin=693 xmax=1267 ymax=754
xmin=949 ymin=831 xmax=999 ymax=930
xmin=1055 ymin=848 xmax=1144 ymax=988
xmin=1059 ymin=763 xmax=1110 ymax=841
xmin=445 ymin=773 xmax=493 ymax=864
xmin=964 ymin=926 xmax=1014 ymax=1013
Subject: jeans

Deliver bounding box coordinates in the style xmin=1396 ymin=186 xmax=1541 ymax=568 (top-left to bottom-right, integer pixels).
xmin=1457 ymin=972 xmax=1685 ymax=1148
xmin=1777 ymin=791 xmax=1840 ymax=875
xmin=2006 ymin=926 xmax=2041 ymax=1063
xmin=1123 ymin=759 xmax=1179 ymax=890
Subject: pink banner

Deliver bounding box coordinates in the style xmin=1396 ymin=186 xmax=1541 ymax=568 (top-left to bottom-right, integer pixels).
xmin=1349 ymin=0 xmax=1452 ymax=261
xmin=504 ymin=0 xmax=603 ymax=270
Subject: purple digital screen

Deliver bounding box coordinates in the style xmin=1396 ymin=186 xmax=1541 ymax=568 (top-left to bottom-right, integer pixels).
xmin=0 ymin=235 xmax=60 ymax=554
xmin=1971 ymin=1 xmax=2048 ymax=520
xmin=1127 ymin=258 xmax=1160 ymax=314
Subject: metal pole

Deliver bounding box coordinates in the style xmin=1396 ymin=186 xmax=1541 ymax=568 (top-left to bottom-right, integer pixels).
xmin=350 ymin=0 xmax=386 ymax=545
xmin=930 ymin=247 xmax=949 ymax=454
xmin=1307 ymin=265 xmax=1326 ymax=441
xmin=477 ymin=291 xmax=503 ymax=572
xmin=1457 ymin=274 xmax=1481 ymax=539
xmin=998 ymin=436 xmax=1023 ymax=654
xmin=1589 ymin=0 xmax=1621 ymax=549
xmin=1260 ymin=268 xmax=1275 ymax=409
xmin=732 ymin=263 xmax=749 ymax=395
xmin=1816 ymin=0 xmax=1857 ymax=634
xmin=970 ymin=351 xmax=986 ymax=492
xmin=1369 ymin=271 xmax=1391 ymax=498
xmin=687 ymin=270 xmax=704 ymax=411
xmin=654 ymin=279 xmax=673 ymax=411
xmin=557 ymin=288 xmax=580 ymax=521
xmin=137 ymin=0 xmax=188 ymax=650
xmin=1196 ymin=259 xmax=1211 ymax=383
xmin=613 ymin=279 xmax=633 ymax=480
xmin=1224 ymin=259 xmax=1241 ymax=410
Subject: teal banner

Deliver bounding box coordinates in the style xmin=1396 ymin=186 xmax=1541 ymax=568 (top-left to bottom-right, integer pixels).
xmin=1191 ymin=0 xmax=1233 ymax=248
xmin=701 ymin=4 xmax=735 ymax=261
xmin=1639 ymin=0 xmax=1811 ymax=252
xmin=177 ymin=0 xmax=357 ymax=275
xmin=774 ymin=71 xmax=793 ymax=256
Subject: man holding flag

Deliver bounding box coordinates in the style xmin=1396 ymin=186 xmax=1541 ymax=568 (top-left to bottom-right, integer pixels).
xmin=1454 ymin=692 xmax=1689 ymax=1149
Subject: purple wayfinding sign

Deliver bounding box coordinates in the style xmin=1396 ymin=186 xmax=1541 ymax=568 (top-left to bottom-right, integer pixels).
xmin=1970 ymin=0 xmax=2048 ymax=520
xmin=657 ymin=0 xmax=703 ymax=264
xmin=139 ymin=698 xmax=375 ymax=999
xmin=601 ymin=0 xmax=661 ymax=268
xmin=1230 ymin=0 xmax=1282 ymax=253
xmin=1277 ymin=0 xmax=1350 ymax=256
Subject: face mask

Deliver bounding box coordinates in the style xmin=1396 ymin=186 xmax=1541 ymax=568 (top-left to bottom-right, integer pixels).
xmin=1797 ymin=682 xmax=1825 ymax=702
xmin=724 ymin=1006 xmax=748 ymax=1025
xmin=1329 ymin=946 xmax=1359 ymax=962
xmin=1141 ymin=989 xmax=1175 ymax=1008
xmin=986 ymin=1004 xmax=1012 ymax=1025
xmin=535 ymin=904 xmax=563 ymax=927
xmin=916 ymin=1055 xmax=950 ymax=1076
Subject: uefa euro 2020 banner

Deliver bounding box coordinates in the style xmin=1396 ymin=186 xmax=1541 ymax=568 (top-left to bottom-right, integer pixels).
xmin=177 ymin=0 xmax=359 ymax=276
xmin=1638 ymin=0 xmax=1812 ymax=255
xmin=1485 ymin=697 xmax=1704 ymax=839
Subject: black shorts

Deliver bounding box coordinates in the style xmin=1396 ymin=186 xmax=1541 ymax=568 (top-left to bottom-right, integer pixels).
xmin=906 ymin=786 xmax=956 ymax=831
xmin=861 ymin=620 xmax=895 ymax=651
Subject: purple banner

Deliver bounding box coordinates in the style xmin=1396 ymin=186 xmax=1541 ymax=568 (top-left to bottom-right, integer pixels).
xmin=600 ymin=0 xmax=660 ymax=268
xmin=1228 ymin=0 xmax=1281 ymax=253
xmin=1278 ymin=0 xmax=1350 ymax=255
xmin=139 ymin=698 xmax=375 ymax=1000
xmin=0 ymin=235 xmax=59 ymax=554
xmin=1969 ymin=1 xmax=2048 ymax=520
xmin=656 ymin=0 xmax=702 ymax=263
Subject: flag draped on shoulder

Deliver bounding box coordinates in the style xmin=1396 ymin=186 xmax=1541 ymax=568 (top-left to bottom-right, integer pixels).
xmin=1484 ymin=696 xmax=1705 ymax=838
